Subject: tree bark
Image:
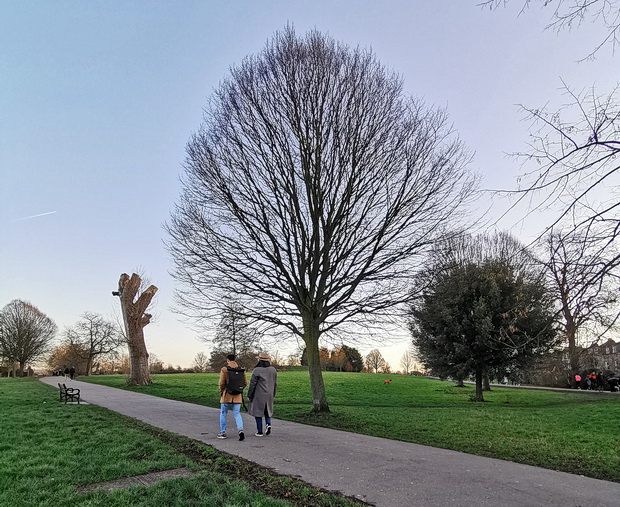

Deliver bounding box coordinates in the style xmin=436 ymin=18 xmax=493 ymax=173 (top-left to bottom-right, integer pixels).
xmin=475 ymin=369 xmax=484 ymax=402
xmin=116 ymin=273 xmax=157 ymax=386
xmin=303 ymin=315 xmax=330 ymax=413
xmin=483 ymin=374 xmax=491 ymax=391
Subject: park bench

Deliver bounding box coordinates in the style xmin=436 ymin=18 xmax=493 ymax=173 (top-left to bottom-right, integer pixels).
xmin=58 ymin=383 xmax=80 ymax=404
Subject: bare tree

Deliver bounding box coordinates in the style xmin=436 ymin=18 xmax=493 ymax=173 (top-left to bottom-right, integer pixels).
xmin=400 ymin=349 xmax=416 ymax=374
xmin=210 ymin=300 xmax=261 ymax=356
xmin=480 ymin=0 xmax=620 ymax=58
xmin=482 ymin=2 xmax=620 ymax=283
xmin=0 ymin=300 xmax=56 ymax=376
xmin=544 ymin=230 xmax=619 ymax=373
xmin=166 ymin=27 xmax=475 ymax=412
xmin=112 ymin=273 xmax=158 ymax=386
xmin=365 ymin=349 xmax=387 ymax=374
xmin=63 ymin=312 xmax=122 ymax=376
xmin=192 ymin=351 xmax=209 ymax=373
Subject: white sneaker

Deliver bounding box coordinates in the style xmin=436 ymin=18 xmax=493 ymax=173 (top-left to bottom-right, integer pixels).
xmin=254 ymin=432 xmax=264 ymax=437
xmin=265 ymin=424 xmax=271 ymax=435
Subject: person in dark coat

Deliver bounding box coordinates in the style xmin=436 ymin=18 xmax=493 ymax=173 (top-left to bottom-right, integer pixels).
xmin=69 ymin=366 xmax=76 ymax=380
xmin=248 ymin=352 xmax=277 ymax=437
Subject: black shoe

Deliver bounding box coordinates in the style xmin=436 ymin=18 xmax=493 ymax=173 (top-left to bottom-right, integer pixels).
xmin=265 ymin=424 xmax=271 ymax=436
xmin=238 ymin=431 xmax=245 ymax=441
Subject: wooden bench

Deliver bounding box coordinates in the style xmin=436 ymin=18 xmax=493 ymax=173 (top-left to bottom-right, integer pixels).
xmin=58 ymin=383 xmax=80 ymax=404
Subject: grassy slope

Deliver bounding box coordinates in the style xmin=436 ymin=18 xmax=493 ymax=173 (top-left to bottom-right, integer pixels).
xmin=0 ymin=377 xmax=364 ymax=506
xmin=83 ymin=371 xmax=620 ymax=482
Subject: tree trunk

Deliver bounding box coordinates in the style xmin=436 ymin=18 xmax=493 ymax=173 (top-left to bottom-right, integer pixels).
xmin=483 ymin=374 xmax=491 ymax=391
xmin=475 ymin=369 xmax=484 ymax=402
xmin=116 ymin=273 xmax=157 ymax=386
xmin=303 ymin=315 xmax=330 ymax=413
xmin=85 ymin=355 xmax=93 ymax=376
xmin=566 ymin=318 xmax=580 ymax=374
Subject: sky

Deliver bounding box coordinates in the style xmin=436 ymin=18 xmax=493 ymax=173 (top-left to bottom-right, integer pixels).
xmin=1 ymin=0 xmax=616 ymax=371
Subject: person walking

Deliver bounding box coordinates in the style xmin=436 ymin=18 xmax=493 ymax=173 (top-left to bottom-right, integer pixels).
xmin=217 ymin=354 xmax=247 ymax=441
xmin=69 ymin=366 xmax=76 ymax=380
xmin=574 ymin=373 xmax=582 ymax=389
xmin=248 ymin=352 xmax=277 ymax=437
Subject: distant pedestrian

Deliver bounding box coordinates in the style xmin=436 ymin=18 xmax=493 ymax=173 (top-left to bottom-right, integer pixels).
xmin=217 ymin=354 xmax=247 ymax=441
xmin=574 ymin=373 xmax=582 ymax=389
xmin=69 ymin=366 xmax=76 ymax=380
xmin=63 ymin=366 xmax=69 ymax=379
xmin=597 ymin=372 xmax=605 ymax=392
xmin=248 ymin=352 xmax=277 ymax=437
xmin=588 ymin=372 xmax=597 ymax=390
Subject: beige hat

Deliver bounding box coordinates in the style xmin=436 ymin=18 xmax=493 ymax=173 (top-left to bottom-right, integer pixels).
xmin=258 ymin=352 xmax=270 ymax=361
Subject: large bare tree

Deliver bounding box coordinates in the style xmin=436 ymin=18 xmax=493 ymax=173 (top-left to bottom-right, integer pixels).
xmin=0 ymin=300 xmax=56 ymax=376
xmin=544 ymin=230 xmax=619 ymax=374
xmin=166 ymin=27 xmax=476 ymax=412
xmin=113 ymin=273 xmax=157 ymax=386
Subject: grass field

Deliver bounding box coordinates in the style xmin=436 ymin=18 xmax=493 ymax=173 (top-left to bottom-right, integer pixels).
xmin=82 ymin=371 xmax=620 ymax=482
xmin=0 ymin=377 xmax=364 ymax=506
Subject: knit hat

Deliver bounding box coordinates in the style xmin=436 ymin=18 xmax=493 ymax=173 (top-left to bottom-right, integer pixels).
xmin=259 ymin=352 xmax=270 ymax=361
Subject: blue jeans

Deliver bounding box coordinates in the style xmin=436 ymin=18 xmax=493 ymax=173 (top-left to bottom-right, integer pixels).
xmin=220 ymin=403 xmax=243 ymax=434
xmin=255 ymin=407 xmax=272 ymax=433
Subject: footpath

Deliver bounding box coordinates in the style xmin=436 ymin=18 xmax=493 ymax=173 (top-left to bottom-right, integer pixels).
xmin=40 ymin=377 xmax=620 ymax=507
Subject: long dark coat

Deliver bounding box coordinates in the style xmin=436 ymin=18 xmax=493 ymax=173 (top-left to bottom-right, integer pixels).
xmin=247 ymin=364 xmax=277 ymax=418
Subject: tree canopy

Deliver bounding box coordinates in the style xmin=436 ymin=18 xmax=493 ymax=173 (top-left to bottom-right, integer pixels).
xmin=0 ymin=300 xmax=57 ymax=375
xmin=409 ymin=233 xmax=558 ymax=401
xmin=166 ymin=26 xmax=475 ymax=412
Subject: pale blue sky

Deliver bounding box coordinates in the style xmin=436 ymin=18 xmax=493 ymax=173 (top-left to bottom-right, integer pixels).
xmin=1 ymin=1 xmax=615 ymax=369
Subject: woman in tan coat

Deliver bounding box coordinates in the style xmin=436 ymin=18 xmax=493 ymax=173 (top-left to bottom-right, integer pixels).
xmin=218 ymin=354 xmax=247 ymax=440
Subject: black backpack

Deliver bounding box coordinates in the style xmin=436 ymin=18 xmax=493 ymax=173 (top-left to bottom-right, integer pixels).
xmin=226 ymin=367 xmax=246 ymax=395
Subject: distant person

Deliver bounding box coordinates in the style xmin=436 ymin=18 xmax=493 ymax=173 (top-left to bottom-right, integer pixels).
xmin=217 ymin=354 xmax=247 ymax=441
xmin=588 ymin=372 xmax=597 ymax=390
xmin=63 ymin=366 xmax=69 ymax=379
xmin=248 ymin=352 xmax=277 ymax=437
xmin=597 ymin=372 xmax=605 ymax=392
xmin=69 ymin=366 xmax=76 ymax=380
xmin=574 ymin=373 xmax=582 ymax=389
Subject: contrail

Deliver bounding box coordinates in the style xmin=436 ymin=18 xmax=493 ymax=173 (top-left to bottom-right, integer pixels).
xmin=12 ymin=211 xmax=57 ymax=222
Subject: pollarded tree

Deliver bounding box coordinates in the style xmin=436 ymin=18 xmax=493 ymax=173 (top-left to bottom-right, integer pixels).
xmin=0 ymin=300 xmax=57 ymax=376
xmin=166 ymin=26 xmax=476 ymax=413
xmin=113 ymin=273 xmax=158 ymax=386
xmin=410 ymin=232 xmax=558 ymax=401
xmin=63 ymin=312 xmax=123 ymax=376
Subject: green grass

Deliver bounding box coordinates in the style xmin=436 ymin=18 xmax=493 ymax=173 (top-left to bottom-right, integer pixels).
xmin=0 ymin=377 xmax=365 ymax=506
xmin=82 ymin=371 xmax=620 ymax=482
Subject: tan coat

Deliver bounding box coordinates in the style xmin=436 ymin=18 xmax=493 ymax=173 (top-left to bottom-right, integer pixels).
xmin=218 ymin=361 xmax=247 ymax=404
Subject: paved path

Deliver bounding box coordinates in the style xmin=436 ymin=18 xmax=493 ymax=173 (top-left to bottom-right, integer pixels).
xmin=42 ymin=377 xmax=620 ymax=506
